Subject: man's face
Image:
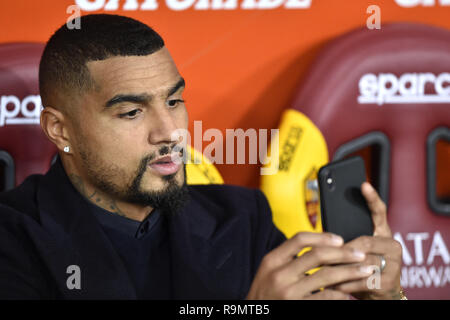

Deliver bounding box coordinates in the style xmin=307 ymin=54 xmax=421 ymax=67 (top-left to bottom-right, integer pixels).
xmin=71 ymin=47 xmax=188 ymax=209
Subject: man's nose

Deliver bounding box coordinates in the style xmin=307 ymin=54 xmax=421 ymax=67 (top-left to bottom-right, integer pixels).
xmin=147 ymin=105 xmax=180 ymax=145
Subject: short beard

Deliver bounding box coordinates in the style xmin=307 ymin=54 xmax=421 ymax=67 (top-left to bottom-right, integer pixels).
xmin=79 ymin=145 xmax=190 ymax=216
xmin=125 ymin=162 xmax=190 ymax=216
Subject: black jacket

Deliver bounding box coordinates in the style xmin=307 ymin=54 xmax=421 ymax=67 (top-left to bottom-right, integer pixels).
xmin=0 ymin=160 xmax=286 ymax=299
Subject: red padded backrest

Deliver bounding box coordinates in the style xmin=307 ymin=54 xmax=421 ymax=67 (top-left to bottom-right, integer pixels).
xmin=292 ymin=24 xmax=450 ymax=299
xmin=0 ymin=43 xmax=56 ymax=189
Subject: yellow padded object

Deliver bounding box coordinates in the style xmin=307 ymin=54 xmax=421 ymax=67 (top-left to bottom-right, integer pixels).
xmin=185 ymin=145 xmax=224 ymax=185
xmin=261 ymin=109 xmax=328 ymax=239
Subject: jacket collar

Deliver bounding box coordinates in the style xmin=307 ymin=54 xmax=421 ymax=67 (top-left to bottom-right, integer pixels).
xmin=36 ymin=158 xmax=137 ymax=299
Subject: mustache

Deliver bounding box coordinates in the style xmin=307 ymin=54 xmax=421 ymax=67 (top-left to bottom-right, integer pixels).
xmin=141 ymin=143 xmax=185 ymax=168
xmin=130 ymin=144 xmax=185 ymax=191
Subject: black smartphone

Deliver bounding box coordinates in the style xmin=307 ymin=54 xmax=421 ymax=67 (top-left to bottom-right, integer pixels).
xmin=318 ymin=156 xmax=374 ymax=243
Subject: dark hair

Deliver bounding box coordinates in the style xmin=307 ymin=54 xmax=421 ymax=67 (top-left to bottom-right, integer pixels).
xmin=39 ymin=14 xmax=165 ymax=111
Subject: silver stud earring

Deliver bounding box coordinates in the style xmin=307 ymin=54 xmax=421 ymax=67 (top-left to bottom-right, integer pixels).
xmin=64 ymin=146 xmax=70 ymax=153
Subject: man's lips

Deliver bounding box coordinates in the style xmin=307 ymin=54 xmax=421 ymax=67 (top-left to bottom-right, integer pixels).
xmin=148 ymin=155 xmax=181 ymax=176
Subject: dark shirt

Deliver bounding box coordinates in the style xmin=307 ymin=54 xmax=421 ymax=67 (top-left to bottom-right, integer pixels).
xmin=90 ymin=204 xmax=171 ymax=299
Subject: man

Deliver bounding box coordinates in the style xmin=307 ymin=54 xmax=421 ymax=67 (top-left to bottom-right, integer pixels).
xmin=0 ymin=14 xmax=403 ymax=299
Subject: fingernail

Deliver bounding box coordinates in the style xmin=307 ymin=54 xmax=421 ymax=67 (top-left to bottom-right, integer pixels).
xmin=331 ymin=235 xmax=344 ymax=245
xmin=364 ymin=182 xmax=374 ymax=192
xmin=359 ymin=266 xmax=373 ymax=274
xmin=352 ymin=250 xmax=365 ymax=260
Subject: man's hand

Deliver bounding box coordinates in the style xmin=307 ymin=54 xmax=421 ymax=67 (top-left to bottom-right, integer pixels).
xmin=333 ymin=182 xmax=403 ymax=300
xmin=246 ymin=232 xmax=375 ymax=300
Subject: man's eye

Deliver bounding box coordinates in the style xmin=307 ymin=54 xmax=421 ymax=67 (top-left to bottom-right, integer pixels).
xmin=118 ymin=109 xmax=141 ymax=119
xmin=167 ymin=99 xmax=185 ymax=108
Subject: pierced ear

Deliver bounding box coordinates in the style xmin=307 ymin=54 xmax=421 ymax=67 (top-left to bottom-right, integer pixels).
xmin=40 ymin=107 xmax=71 ymax=153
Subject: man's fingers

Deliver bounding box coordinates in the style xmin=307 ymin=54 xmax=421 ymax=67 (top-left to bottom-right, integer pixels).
xmin=344 ymin=236 xmax=401 ymax=259
xmin=261 ymin=232 xmax=344 ymax=270
xmin=333 ymin=278 xmax=371 ymax=294
xmin=284 ymin=246 xmax=367 ymax=278
xmin=330 ymin=254 xmax=389 ymax=292
xmin=337 ymin=237 xmax=403 ymax=299
xmin=290 ymin=264 xmax=374 ymax=295
xmin=361 ymin=182 xmax=391 ymax=237
xmin=304 ymin=289 xmax=351 ymax=300
xmin=333 ymin=264 xmax=400 ymax=297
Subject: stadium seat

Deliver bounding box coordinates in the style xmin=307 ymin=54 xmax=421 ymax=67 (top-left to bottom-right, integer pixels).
xmin=0 ymin=43 xmax=56 ymax=191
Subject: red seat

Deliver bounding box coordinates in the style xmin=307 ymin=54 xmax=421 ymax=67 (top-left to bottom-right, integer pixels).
xmin=0 ymin=43 xmax=57 ymax=191
xmin=292 ymin=23 xmax=450 ymax=299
